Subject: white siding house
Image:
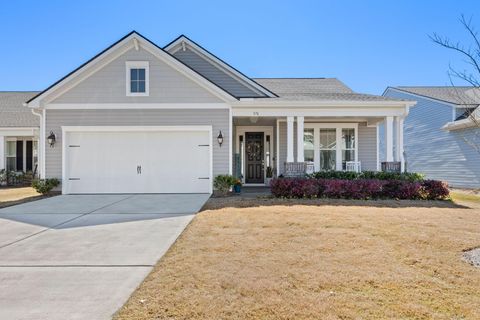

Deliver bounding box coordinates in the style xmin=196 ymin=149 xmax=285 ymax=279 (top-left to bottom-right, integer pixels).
xmin=3 ymin=31 xmax=414 ymax=194
xmin=383 ymin=87 xmax=480 ymax=188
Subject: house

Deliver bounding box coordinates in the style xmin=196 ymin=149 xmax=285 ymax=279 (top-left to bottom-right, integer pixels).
xmin=18 ymin=31 xmax=414 ymax=194
xmin=0 ymin=92 xmax=40 ymax=174
xmin=383 ymin=86 xmax=480 ymax=188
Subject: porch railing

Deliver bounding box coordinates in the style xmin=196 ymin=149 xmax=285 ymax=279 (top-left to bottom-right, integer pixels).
xmin=381 ymin=161 xmax=401 ymax=173
xmin=284 ymin=162 xmax=310 ymax=177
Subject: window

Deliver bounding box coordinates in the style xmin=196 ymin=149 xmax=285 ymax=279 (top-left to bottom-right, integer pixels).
xmin=304 ymin=128 xmax=314 ymax=162
xmin=319 ymin=129 xmax=336 ymax=171
xmin=126 ymin=61 xmax=149 ymax=96
xmin=303 ymin=124 xmax=357 ymax=172
xmin=341 ymin=128 xmax=355 ymax=170
xmin=5 ymin=140 xmax=16 ymax=171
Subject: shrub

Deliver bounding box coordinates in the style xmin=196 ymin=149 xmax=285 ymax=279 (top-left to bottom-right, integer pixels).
xmin=422 ymin=180 xmax=450 ymax=200
xmin=308 ymin=170 xmax=424 ymax=182
xmin=213 ymin=174 xmax=237 ymax=193
xmin=32 ymin=178 xmax=60 ymax=194
xmin=270 ymin=177 xmax=448 ymax=200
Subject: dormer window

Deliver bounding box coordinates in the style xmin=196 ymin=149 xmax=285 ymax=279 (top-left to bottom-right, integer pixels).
xmin=126 ymin=61 xmax=149 ymax=96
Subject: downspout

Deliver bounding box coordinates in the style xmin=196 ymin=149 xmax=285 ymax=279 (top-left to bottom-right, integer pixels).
xmin=29 ymin=107 xmax=44 ymax=179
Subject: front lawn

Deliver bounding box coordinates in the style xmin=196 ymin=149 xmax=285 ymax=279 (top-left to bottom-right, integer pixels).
xmin=115 ymin=201 xmax=480 ymax=319
xmin=0 ymin=187 xmax=43 ymax=208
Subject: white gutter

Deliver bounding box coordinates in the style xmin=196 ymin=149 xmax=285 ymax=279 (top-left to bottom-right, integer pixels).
xmin=30 ymin=108 xmax=44 ymax=179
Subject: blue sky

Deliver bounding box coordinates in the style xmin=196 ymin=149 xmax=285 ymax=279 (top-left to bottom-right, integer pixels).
xmin=2 ymin=0 xmax=479 ymax=94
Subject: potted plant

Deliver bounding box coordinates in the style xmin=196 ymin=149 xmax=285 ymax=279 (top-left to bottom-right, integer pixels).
xmin=233 ymin=179 xmax=242 ymax=193
xmin=266 ymin=166 xmax=274 ymax=185
xmin=213 ymin=174 xmax=237 ymax=197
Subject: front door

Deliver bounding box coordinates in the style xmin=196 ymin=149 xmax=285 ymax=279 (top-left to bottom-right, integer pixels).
xmin=245 ymin=132 xmax=264 ymax=184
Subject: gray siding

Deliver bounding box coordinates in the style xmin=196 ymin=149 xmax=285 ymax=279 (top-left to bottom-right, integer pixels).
xmin=358 ymin=123 xmax=377 ymax=171
xmin=383 ymin=89 xmax=480 ymax=188
xmin=173 ymin=48 xmax=264 ymax=98
xmin=52 ymin=47 xmax=222 ymax=104
xmin=45 ymin=109 xmax=229 ymax=180
xmin=278 ymin=121 xmax=377 ymax=174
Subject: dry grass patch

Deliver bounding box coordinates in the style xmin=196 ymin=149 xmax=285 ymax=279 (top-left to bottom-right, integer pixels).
xmin=116 ymin=204 xmax=480 ymax=320
xmin=0 ymin=187 xmax=39 ymax=202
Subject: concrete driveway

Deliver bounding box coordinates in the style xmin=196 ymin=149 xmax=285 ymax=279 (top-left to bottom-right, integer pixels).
xmin=0 ymin=194 xmax=209 ymax=320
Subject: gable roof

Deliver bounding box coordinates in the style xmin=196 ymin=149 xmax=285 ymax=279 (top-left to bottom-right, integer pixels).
xmin=26 ymin=31 xmax=237 ymax=107
xmin=0 ymin=92 xmax=40 ymax=127
xmin=253 ymin=78 xmax=403 ymax=102
xmin=388 ymin=86 xmax=480 ymax=106
xmin=164 ymin=35 xmax=277 ymax=98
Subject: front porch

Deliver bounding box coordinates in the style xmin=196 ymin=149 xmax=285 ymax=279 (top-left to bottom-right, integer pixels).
xmin=232 ymin=115 xmax=405 ymax=186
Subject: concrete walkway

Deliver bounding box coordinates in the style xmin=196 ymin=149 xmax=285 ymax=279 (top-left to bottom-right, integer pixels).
xmin=0 ymin=194 xmax=209 ymax=320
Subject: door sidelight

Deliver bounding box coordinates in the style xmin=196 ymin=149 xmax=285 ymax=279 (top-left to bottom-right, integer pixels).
xmin=137 ymin=165 xmax=142 ymax=174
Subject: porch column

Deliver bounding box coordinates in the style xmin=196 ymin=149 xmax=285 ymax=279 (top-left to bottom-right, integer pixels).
xmin=0 ymin=136 xmax=4 ymax=170
xmin=385 ymin=116 xmax=393 ymax=162
xmin=296 ymin=116 xmax=304 ymax=162
xmin=396 ymin=116 xmax=405 ymax=172
xmin=286 ymin=116 xmax=294 ymax=162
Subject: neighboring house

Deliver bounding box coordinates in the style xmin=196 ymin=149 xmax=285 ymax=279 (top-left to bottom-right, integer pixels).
xmin=0 ymin=92 xmax=40 ymax=173
xmin=19 ymin=31 xmax=413 ymax=194
xmin=383 ymin=86 xmax=480 ymax=188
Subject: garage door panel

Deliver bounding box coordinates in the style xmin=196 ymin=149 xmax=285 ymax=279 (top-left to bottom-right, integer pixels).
xmin=65 ymin=129 xmax=211 ymax=194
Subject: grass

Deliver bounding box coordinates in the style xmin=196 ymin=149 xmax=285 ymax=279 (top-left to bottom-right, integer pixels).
xmin=451 ymin=190 xmax=480 ymax=204
xmin=115 ymin=199 xmax=480 ymax=320
xmin=0 ymin=187 xmax=43 ymax=208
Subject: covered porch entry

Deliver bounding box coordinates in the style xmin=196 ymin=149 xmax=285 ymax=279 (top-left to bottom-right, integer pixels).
xmin=232 ymin=115 xmax=405 ymax=186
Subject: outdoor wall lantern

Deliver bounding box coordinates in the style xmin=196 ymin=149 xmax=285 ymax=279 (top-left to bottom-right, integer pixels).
xmin=47 ymin=131 xmax=56 ymax=147
xmin=217 ymin=131 xmax=224 ymax=147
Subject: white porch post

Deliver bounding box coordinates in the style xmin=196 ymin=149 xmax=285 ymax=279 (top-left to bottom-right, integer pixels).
xmin=396 ymin=117 xmax=405 ymax=172
xmin=385 ymin=116 xmax=393 ymax=162
xmin=0 ymin=136 xmax=4 ymax=171
xmin=296 ymin=116 xmax=304 ymax=162
xmin=286 ymin=116 xmax=294 ymax=163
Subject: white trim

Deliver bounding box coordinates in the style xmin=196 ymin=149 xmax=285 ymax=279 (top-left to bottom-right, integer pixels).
xmin=228 ymin=107 xmax=232 ymax=175
xmin=0 ymin=127 xmax=39 ymax=136
xmin=276 ymin=119 xmax=280 ymax=177
xmin=164 ymin=36 xmax=276 ymax=98
xmin=385 ymin=116 xmax=393 ymax=162
xmin=286 ymin=116 xmax=294 ymax=162
xmin=41 ymin=109 xmax=46 ymax=178
xmin=442 ymin=117 xmax=479 ymax=130
xmin=232 ymin=100 xmax=416 ymax=108
xmin=376 ymin=125 xmax=380 ymax=171
xmin=61 ymin=125 xmax=212 ymax=132
xmin=125 ymin=61 xmax=149 ymax=97
xmin=235 ymin=126 xmax=274 ymax=185
xmin=61 ymin=125 xmax=213 ymax=195
xmin=45 ymin=103 xmax=230 ymax=110
xmin=232 ymin=107 xmax=410 ymax=118
xmin=296 ymin=116 xmax=304 ymax=162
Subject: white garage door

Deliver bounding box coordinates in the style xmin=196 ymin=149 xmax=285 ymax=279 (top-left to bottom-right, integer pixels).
xmin=64 ymin=128 xmax=211 ymax=194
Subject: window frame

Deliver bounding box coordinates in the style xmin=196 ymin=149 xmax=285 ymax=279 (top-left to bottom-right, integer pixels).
xmin=125 ymin=61 xmax=149 ymax=97
xmin=303 ymin=123 xmax=358 ymax=171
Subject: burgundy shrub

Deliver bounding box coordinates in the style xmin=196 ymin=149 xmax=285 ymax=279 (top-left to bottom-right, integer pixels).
xmin=422 ymin=180 xmax=449 ymax=200
xmin=271 ymin=177 xmax=447 ymax=200
xmin=290 ymin=178 xmax=321 ymax=198
xmin=323 ymin=179 xmax=346 ymax=198
xmin=270 ymin=178 xmax=294 ymax=197
xmin=382 ymin=180 xmax=422 ymax=199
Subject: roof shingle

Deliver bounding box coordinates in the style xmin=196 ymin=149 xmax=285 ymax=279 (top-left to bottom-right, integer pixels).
xmin=253 ymin=78 xmax=403 ymax=102
xmin=394 ymin=86 xmax=480 ymax=105
xmin=0 ymin=92 xmax=40 ymax=127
